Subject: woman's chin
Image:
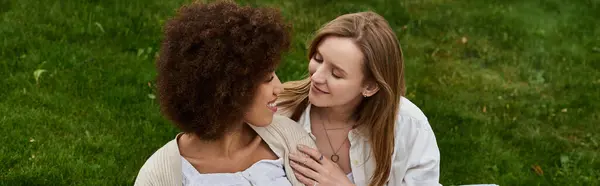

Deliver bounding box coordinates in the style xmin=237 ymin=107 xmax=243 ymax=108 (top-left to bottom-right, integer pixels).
xmin=308 ymin=96 xmax=328 ymax=107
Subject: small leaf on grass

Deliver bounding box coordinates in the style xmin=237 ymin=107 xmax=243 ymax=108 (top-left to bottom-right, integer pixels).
xmin=486 ymin=165 xmax=499 ymax=172
xmin=148 ymin=94 xmax=156 ymax=99
xmin=431 ymin=48 xmax=440 ymax=57
xmin=407 ymin=92 xmax=416 ymax=99
xmin=492 ymin=165 xmax=499 ymax=172
xmin=535 ymin=29 xmax=546 ymax=36
xmin=561 ymin=108 xmax=567 ymax=113
xmin=137 ymin=48 xmax=144 ymax=57
xmin=94 ymin=22 xmax=105 ymax=33
xmin=33 ymin=69 xmax=47 ymax=84
xmin=148 ymin=82 xmax=152 ymax=88
xmin=531 ymin=165 xmax=544 ymax=175
xmin=29 ymin=138 xmax=35 ymax=142
xmin=91 ymin=164 xmax=101 ymax=170
xmin=560 ymin=155 xmax=570 ymax=165
xmin=461 ymin=36 xmax=468 ymax=44
xmin=482 ymin=106 xmax=487 ymax=113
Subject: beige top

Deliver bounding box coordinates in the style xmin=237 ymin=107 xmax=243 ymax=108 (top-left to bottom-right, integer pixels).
xmin=133 ymin=114 xmax=317 ymax=186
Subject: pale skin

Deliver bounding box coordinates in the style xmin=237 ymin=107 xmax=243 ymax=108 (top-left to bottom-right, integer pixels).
xmin=178 ymin=72 xmax=284 ymax=174
xmin=289 ymin=36 xmax=379 ymax=186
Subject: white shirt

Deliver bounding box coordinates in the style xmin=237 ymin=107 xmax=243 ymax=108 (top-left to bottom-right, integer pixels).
xmin=295 ymin=97 xmax=441 ymax=186
xmin=181 ymin=157 xmax=292 ymax=186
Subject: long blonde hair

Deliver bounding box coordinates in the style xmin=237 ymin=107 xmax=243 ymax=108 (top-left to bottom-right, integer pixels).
xmin=278 ymin=12 xmax=405 ymax=186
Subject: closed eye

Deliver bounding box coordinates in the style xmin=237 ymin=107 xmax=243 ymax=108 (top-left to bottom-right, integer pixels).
xmin=332 ymin=72 xmax=341 ymax=79
xmin=313 ymin=53 xmax=323 ymax=63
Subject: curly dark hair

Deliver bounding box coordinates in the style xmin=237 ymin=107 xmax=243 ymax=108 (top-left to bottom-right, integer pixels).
xmin=155 ymin=0 xmax=291 ymax=140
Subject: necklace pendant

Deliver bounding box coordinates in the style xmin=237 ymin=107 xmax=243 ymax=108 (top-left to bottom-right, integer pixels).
xmin=331 ymin=154 xmax=340 ymax=162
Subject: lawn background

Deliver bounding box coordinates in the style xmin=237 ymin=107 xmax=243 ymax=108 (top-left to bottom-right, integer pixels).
xmin=1 ymin=0 xmax=599 ymax=185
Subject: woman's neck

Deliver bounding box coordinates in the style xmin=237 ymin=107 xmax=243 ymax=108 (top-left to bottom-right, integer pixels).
xmin=181 ymin=123 xmax=261 ymax=159
xmin=312 ymin=96 xmax=362 ymax=127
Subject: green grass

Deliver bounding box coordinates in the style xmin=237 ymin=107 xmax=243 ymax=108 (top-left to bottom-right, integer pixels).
xmin=1 ymin=0 xmax=598 ymax=185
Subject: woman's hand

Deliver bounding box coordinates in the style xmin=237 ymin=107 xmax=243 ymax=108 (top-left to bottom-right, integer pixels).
xmin=289 ymin=144 xmax=354 ymax=186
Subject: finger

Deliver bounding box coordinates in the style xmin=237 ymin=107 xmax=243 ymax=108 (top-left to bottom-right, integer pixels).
xmin=293 ymin=171 xmax=314 ymax=186
xmin=290 ymin=160 xmax=321 ymax=181
xmin=297 ymin=144 xmax=323 ymax=161
xmin=290 ymin=153 xmax=326 ymax=173
xmin=298 ymin=144 xmax=332 ymax=166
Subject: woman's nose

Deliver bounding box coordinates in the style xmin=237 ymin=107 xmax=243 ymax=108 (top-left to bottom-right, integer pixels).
xmin=273 ymin=74 xmax=283 ymax=96
xmin=310 ymin=66 xmax=326 ymax=84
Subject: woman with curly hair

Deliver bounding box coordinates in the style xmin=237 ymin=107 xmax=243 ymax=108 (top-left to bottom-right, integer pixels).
xmin=277 ymin=12 xmax=442 ymax=186
xmin=134 ymin=1 xmax=315 ymax=185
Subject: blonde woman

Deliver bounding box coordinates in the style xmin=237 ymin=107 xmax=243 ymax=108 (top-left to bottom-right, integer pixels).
xmin=278 ymin=11 xmax=442 ymax=186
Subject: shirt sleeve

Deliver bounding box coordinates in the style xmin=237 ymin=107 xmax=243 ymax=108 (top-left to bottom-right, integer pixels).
xmin=391 ymin=116 xmax=442 ymax=186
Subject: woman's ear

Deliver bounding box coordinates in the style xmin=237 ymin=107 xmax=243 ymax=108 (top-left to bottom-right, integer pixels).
xmin=361 ymin=82 xmax=380 ymax=97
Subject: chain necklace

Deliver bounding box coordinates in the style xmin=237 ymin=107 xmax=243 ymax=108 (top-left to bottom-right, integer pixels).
xmin=315 ymin=109 xmax=351 ymax=163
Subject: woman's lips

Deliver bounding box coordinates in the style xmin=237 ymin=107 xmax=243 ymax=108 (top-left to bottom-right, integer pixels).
xmin=312 ymin=84 xmax=329 ymax=94
xmin=267 ymin=102 xmax=277 ymax=112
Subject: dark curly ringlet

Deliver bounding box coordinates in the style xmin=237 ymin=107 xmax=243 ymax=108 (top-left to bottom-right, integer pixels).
xmin=156 ymin=0 xmax=291 ymax=141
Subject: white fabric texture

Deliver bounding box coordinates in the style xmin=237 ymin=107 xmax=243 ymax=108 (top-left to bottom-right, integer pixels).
xmin=181 ymin=157 xmax=292 ymax=186
xmin=283 ymin=97 xmax=442 ymax=186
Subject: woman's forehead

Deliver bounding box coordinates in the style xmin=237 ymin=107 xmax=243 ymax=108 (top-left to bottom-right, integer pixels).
xmin=317 ymin=36 xmax=364 ymax=72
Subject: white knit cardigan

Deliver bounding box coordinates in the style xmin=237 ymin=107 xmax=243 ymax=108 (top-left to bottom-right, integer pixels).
xmin=133 ymin=114 xmax=317 ymax=186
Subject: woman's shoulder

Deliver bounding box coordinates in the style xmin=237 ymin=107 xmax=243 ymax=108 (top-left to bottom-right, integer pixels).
xmin=393 ymin=97 xmax=436 ymax=142
xmin=134 ymin=136 xmax=182 ymax=185
xmin=253 ymin=115 xmax=311 ymax=142
xmin=251 ymin=115 xmax=316 ymax=154
xmin=397 ymin=97 xmax=428 ymax=122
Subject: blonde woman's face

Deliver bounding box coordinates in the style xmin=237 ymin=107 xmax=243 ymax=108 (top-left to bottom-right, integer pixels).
xmin=308 ymin=36 xmax=368 ymax=108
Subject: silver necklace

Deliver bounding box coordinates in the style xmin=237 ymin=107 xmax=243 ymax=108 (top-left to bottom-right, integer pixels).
xmin=315 ymin=110 xmax=350 ymax=163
